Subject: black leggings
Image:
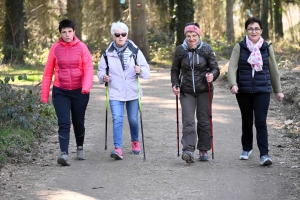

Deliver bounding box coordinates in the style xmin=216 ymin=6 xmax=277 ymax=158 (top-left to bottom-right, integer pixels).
xmin=236 ymin=93 xmax=270 ymax=157
xmin=52 ymin=86 xmax=90 ymax=154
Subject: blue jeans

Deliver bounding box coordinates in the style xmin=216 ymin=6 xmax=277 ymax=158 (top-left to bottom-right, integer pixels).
xmin=110 ymin=99 xmax=139 ymax=148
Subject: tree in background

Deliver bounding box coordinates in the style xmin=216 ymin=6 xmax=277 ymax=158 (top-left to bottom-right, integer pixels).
xmin=130 ymin=0 xmax=149 ymax=60
xmin=261 ymin=0 xmax=269 ymax=40
xmin=83 ymin=0 xmax=105 ymax=48
xmin=226 ymin=0 xmax=235 ymax=44
xmin=1 ymin=0 xmax=299 ymax=65
xmin=112 ymin=0 xmax=123 ymax=22
xmin=67 ymin=0 xmax=83 ymax=40
xmin=2 ymin=0 xmax=25 ymax=64
xmin=274 ymin=0 xmax=284 ymax=38
xmin=168 ymin=0 xmax=175 ymax=43
xmin=175 ymin=0 xmax=194 ymax=46
xmin=212 ymin=0 xmax=223 ymax=39
xmin=0 ymin=1 xmax=5 ymax=49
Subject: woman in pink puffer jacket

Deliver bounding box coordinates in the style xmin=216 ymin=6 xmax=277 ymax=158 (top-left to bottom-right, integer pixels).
xmin=41 ymin=19 xmax=94 ymax=166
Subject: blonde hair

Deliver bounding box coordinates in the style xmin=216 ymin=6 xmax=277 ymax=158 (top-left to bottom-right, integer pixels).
xmin=110 ymin=21 xmax=129 ymax=36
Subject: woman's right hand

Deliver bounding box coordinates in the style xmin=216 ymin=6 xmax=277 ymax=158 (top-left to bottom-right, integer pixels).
xmin=231 ymin=85 xmax=238 ymax=94
xmin=173 ymin=86 xmax=180 ymax=95
xmin=103 ymin=74 xmax=110 ymax=83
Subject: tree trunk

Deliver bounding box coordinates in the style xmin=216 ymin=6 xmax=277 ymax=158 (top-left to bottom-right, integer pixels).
xmin=175 ymin=0 xmax=194 ymax=46
xmin=253 ymin=0 xmax=261 ymax=18
xmin=67 ymin=0 xmax=83 ymax=40
xmin=2 ymin=0 xmax=25 ymax=64
xmin=274 ymin=0 xmax=283 ymax=38
xmin=112 ymin=0 xmax=122 ymax=22
xmin=261 ymin=0 xmax=269 ymax=40
xmin=212 ymin=0 xmax=222 ymax=39
xmin=168 ymin=0 xmax=175 ymax=43
xmin=129 ymin=0 xmax=149 ymax=60
xmin=226 ymin=0 xmax=235 ymax=44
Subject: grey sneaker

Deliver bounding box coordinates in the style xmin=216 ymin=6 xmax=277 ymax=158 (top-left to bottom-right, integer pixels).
xmin=239 ymin=150 xmax=252 ymax=160
xmin=260 ymin=155 xmax=272 ymax=166
xmin=77 ymin=146 xmax=86 ymax=160
xmin=182 ymin=151 xmax=194 ymax=163
xmin=57 ymin=152 xmax=70 ymax=166
xmin=199 ymin=150 xmax=209 ymax=161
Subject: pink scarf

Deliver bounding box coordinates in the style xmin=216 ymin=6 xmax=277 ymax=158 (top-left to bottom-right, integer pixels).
xmin=246 ymin=35 xmax=264 ymax=71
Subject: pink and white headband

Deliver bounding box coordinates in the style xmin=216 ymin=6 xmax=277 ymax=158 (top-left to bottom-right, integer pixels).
xmin=184 ymin=25 xmax=201 ymax=36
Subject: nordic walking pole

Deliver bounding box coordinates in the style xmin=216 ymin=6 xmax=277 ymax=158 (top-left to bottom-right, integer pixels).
xmin=103 ymin=52 xmax=109 ymax=150
xmin=134 ymin=54 xmax=146 ymax=161
xmin=105 ymin=83 xmax=108 ymax=150
xmin=176 ymin=88 xmax=180 ymax=157
xmin=207 ymin=72 xmax=214 ymax=160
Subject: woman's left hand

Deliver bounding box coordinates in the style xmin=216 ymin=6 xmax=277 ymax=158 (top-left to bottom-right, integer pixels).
xmin=277 ymin=93 xmax=284 ymax=102
xmin=206 ymin=73 xmax=214 ymax=83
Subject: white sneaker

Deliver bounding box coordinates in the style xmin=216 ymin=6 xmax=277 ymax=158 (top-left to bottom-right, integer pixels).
xmin=239 ymin=150 xmax=252 ymax=160
xmin=77 ymin=146 xmax=86 ymax=160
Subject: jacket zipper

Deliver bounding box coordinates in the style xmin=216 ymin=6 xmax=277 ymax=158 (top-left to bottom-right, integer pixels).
xmin=67 ymin=46 xmax=71 ymax=90
xmin=191 ymin=51 xmax=196 ymax=93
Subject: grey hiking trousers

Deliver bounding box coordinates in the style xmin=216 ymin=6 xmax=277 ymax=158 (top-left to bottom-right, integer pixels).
xmin=180 ymin=92 xmax=212 ymax=152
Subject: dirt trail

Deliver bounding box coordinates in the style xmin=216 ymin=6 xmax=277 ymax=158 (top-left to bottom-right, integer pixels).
xmin=0 ymin=62 xmax=299 ymax=200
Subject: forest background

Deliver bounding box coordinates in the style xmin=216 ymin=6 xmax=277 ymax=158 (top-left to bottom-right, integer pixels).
xmin=0 ymin=0 xmax=300 ymax=166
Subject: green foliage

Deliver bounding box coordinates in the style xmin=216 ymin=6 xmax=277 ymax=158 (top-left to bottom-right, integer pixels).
xmin=203 ymin=35 xmax=236 ymax=60
xmin=0 ymin=73 xmax=28 ymax=84
xmin=0 ymin=83 xmax=56 ymax=133
xmin=148 ymin=28 xmax=175 ymax=65
xmin=0 ymin=83 xmax=57 ymax=165
xmin=0 ymin=128 xmax=35 ymax=164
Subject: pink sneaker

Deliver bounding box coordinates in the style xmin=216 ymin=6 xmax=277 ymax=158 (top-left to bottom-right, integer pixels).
xmin=110 ymin=148 xmax=123 ymax=160
xmin=132 ymin=141 xmax=141 ymax=155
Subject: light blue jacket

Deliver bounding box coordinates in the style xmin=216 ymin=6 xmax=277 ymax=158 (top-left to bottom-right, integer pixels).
xmin=97 ymin=40 xmax=150 ymax=101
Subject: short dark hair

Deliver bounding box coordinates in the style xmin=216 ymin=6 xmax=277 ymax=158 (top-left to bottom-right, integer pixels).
xmin=245 ymin=17 xmax=262 ymax=29
xmin=58 ymin=19 xmax=75 ymax=33
xmin=185 ymin=22 xmax=200 ymax=28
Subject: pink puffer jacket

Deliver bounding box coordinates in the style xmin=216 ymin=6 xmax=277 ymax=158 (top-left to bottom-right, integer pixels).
xmin=41 ymin=36 xmax=93 ymax=103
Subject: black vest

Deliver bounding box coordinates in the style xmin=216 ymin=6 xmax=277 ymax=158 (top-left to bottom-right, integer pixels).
xmin=237 ymin=39 xmax=271 ymax=93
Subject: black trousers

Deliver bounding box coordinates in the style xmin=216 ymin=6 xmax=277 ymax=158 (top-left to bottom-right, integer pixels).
xmin=236 ymin=93 xmax=270 ymax=157
xmin=52 ymin=86 xmax=90 ymax=154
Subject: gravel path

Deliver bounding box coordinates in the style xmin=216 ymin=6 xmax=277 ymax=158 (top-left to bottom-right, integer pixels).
xmin=0 ymin=63 xmax=299 ymax=200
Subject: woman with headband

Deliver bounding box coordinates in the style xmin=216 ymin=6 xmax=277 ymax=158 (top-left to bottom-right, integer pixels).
xmin=171 ymin=22 xmax=220 ymax=163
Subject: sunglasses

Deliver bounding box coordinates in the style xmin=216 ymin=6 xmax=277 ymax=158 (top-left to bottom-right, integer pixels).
xmin=114 ymin=33 xmax=127 ymax=37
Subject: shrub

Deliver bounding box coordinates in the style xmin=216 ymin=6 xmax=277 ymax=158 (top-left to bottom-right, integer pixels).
xmin=0 ymin=83 xmax=56 ymax=165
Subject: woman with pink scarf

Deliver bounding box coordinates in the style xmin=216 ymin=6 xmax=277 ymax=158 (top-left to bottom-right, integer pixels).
xmin=228 ymin=17 xmax=284 ymax=166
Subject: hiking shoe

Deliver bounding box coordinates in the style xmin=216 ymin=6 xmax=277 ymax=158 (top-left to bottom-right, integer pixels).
xmin=239 ymin=150 xmax=252 ymax=160
xmin=77 ymin=146 xmax=86 ymax=160
xmin=110 ymin=148 xmax=123 ymax=160
xmin=199 ymin=150 xmax=209 ymax=161
xmin=182 ymin=151 xmax=194 ymax=163
xmin=57 ymin=152 xmax=70 ymax=166
xmin=132 ymin=141 xmax=141 ymax=155
xmin=260 ymin=155 xmax=272 ymax=166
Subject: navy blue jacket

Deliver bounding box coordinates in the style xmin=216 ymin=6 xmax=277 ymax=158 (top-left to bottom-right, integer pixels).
xmin=237 ymin=38 xmax=271 ymax=93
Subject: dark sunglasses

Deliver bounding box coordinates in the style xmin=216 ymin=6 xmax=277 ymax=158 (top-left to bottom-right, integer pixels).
xmin=114 ymin=33 xmax=127 ymax=37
